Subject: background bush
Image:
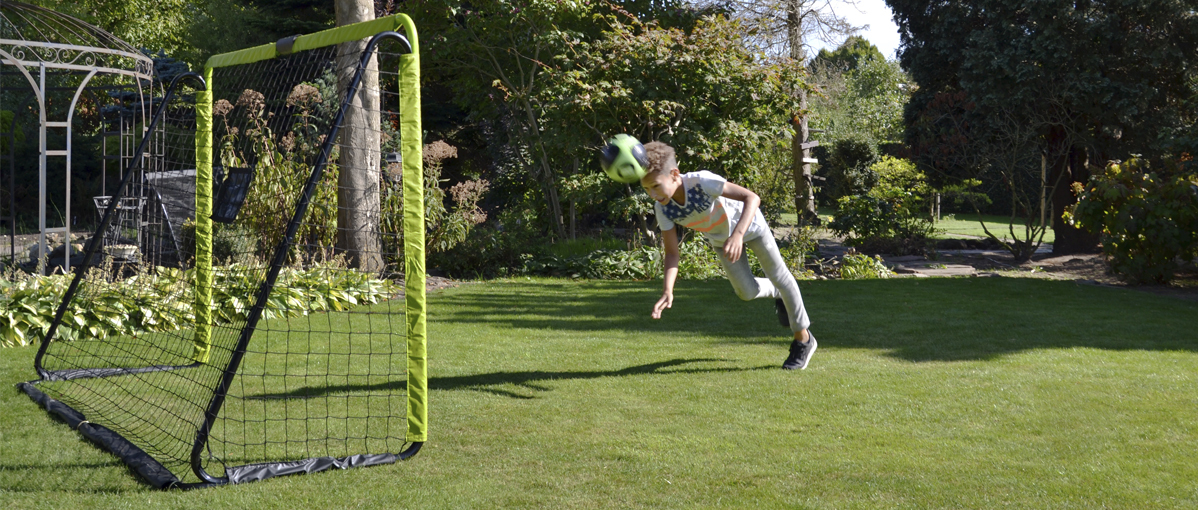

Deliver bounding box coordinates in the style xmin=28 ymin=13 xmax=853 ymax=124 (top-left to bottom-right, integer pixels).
xmin=1067 ymin=157 xmax=1198 ymax=284
xmin=816 ymin=136 xmax=880 ymax=205
xmin=828 ymin=157 xmax=935 ymax=254
xmin=0 ymin=260 xmax=395 ymax=348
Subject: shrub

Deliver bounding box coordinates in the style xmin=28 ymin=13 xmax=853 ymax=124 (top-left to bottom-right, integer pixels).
xmin=677 ymin=239 xmax=725 ymax=280
xmin=0 ymin=260 xmax=395 ymax=348
xmin=773 ymin=227 xmax=819 ymax=279
xmin=382 ymin=140 xmax=489 ymax=264
xmin=432 ymin=220 xmax=546 ymax=279
xmin=181 ymin=220 xmax=258 ymax=265
xmin=437 ymin=227 xmax=816 ymax=282
xmin=828 ymin=156 xmax=935 ymax=254
xmin=817 ymin=135 xmax=879 ymax=204
xmin=839 ymin=252 xmax=893 ymax=280
xmin=1066 ymin=157 xmax=1198 ymax=284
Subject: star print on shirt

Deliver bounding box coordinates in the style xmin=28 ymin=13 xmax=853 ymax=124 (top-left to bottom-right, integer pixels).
xmin=662 ymin=185 xmax=714 ymax=221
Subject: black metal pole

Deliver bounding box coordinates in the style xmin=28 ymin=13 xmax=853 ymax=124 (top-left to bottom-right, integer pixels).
xmin=190 ymin=31 xmax=411 ymax=485
xmin=33 ymin=72 xmax=206 ymax=378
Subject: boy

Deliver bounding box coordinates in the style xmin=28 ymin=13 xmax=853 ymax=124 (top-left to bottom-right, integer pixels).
xmin=640 ymin=141 xmax=816 ymax=370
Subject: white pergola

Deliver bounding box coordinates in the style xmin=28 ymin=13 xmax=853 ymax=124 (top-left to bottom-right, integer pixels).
xmin=0 ymin=1 xmax=153 ymax=273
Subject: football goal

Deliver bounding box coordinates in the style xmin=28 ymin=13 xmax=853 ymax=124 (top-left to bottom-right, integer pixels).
xmin=18 ymin=14 xmax=427 ymax=488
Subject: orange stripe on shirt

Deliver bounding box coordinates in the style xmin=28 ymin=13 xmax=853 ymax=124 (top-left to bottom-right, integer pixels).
xmin=691 ymin=212 xmax=728 ymax=232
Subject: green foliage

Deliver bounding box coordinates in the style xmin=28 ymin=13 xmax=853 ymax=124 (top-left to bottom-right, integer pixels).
xmin=29 ymin=0 xmax=194 ymax=60
xmin=775 ymin=227 xmax=819 ymax=280
xmin=842 ymin=58 xmax=911 ymax=144
xmin=809 ymin=35 xmax=886 ymax=73
xmin=527 ymin=238 xmax=724 ymax=280
xmin=0 ymin=261 xmax=395 ymax=348
xmin=839 ymin=252 xmax=893 ymax=280
xmin=740 ymin=138 xmax=798 ymax=223
xmin=829 ymin=157 xmax=935 ymax=254
xmin=829 ymin=195 xmax=895 ymax=240
xmin=0 ymin=110 xmax=23 ymax=154
xmin=817 ymin=136 xmax=879 ymax=204
xmin=381 ymin=140 xmax=489 ymax=260
xmin=809 ymin=54 xmax=911 ymax=149
xmin=213 ymin=82 xmax=339 ymax=261
xmin=511 ymin=228 xmax=819 ymax=282
xmin=432 ymin=220 xmax=547 ymax=279
xmin=675 ymin=239 xmax=725 ymax=280
xmin=894 ymin=0 xmax=1198 ymax=252
xmin=180 ymin=219 xmax=258 ymax=265
xmin=524 ymin=245 xmax=659 ymax=280
xmin=538 ymin=12 xmax=808 ymax=194
xmin=873 ymin=155 xmax=934 ymax=202
xmin=1066 ymin=158 xmax=1198 ymax=284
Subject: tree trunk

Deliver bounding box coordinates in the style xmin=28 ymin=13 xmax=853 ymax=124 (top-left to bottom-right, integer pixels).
xmin=521 ymin=98 xmax=566 ymax=239
xmin=334 ymin=0 xmax=383 ymax=272
xmin=786 ymin=0 xmax=818 ymax=225
xmin=1046 ymin=128 xmax=1100 ymax=255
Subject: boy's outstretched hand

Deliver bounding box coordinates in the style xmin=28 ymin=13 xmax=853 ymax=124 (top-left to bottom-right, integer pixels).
xmin=651 ymin=291 xmax=673 ymax=319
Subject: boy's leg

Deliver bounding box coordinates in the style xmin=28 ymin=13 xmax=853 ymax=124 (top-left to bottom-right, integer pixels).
xmin=745 ymin=234 xmax=811 ymax=333
xmin=717 ymin=244 xmax=773 ymax=302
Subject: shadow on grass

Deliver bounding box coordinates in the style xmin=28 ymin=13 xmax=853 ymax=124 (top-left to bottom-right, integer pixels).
xmin=0 ymin=454 xmax=143 ymax=494
xmin=252 ymin=358 xmax=773 ymax=400
xmin=430 ymin=277 xmax=1198 ymax=362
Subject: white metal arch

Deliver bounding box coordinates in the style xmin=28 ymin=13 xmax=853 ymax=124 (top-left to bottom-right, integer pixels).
xmin=0 ymin=2 xmax=155 ymax=273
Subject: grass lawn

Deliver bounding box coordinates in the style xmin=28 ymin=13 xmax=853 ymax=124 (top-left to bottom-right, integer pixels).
xmin=932 ymin=212 xmax=1056 ymax=244
xmin=3 ymin=277 xmax=1197 ymax=508
xmin=779 ymin=209 xmax=1055 ymax=245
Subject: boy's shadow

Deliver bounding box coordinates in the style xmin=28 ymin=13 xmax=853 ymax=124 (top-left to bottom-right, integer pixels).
xmin=253 ymin=358 xmax=772 ymax=400
xmin=427 ymin=357 xmax=770 ymax=399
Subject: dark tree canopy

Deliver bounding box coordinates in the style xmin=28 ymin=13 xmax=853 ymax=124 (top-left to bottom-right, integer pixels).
xmin=889 ymin=0 xmax=1198 ymax=253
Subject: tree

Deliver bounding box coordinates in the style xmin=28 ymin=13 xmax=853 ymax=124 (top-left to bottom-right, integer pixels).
xmin=692 ymin=0 xmax=864 ymax=225
xmin=412 ymin=0 xmax=610 ymax=240
xmin=890 ymin=0 xmax=1198 ymax=254
xmin=808 ymin=45 xmax=911 ymax=146
xmin=808 ymin=35 xmax=884 ymax=73
xmin=186 ymin=0 xmax=336 ymax=65
xmin=29 ymin=0 xmax=194 ymax=57
xmin=536 ymin=14 xmax=807 ymax=229
xmin=334 ymin=0 xmax=383 ymax=271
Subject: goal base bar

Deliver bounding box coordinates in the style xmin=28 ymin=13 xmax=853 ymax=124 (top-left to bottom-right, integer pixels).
xmin=18 ymin=381 xmax=182 ymax=489
xmin=40 ymin=362 xmax=202 ymax=382
xmin=18 ymin=381 xmax=422 ymax=489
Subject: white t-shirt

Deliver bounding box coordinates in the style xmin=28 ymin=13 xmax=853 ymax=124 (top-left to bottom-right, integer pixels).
xmin=653 ymin=170 xmax=770 ymax=247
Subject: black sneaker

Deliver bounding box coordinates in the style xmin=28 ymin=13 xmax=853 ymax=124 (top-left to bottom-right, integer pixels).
xmin=774 ymin=298 xmax=790 ymax=328
xmin=783 ymin=334 xmax=817 ymax=370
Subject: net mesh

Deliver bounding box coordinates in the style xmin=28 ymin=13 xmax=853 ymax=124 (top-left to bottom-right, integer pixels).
xmin=28 ymin=33 xmax=417 ymax=485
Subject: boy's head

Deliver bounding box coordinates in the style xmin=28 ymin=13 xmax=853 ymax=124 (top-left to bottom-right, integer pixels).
xmin=640 ymin=142 xmax=682 ymax=204
xmin=643 ymin=141 xmax=677 ymax=176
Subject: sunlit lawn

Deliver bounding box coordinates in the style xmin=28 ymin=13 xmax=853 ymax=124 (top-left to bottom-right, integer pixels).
xmin=932 ymin=212 xmax=1056 ymax=244
xmin=2 ymin=276 xmax=1196 ymax=508
xmin=780 ymin=209 xmax=1055 ymax=245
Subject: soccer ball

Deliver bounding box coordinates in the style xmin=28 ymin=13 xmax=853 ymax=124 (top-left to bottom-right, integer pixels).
xmin=600 ymin=134 xmax=649 ymax=184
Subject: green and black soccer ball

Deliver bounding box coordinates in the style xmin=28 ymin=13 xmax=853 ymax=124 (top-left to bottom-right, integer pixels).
xmin=600 ymin=134 xmax=649 ymax=184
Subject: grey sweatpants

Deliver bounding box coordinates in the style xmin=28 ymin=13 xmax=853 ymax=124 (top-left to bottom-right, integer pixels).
xmin=715 ymin=233 xmax=811 ymax=333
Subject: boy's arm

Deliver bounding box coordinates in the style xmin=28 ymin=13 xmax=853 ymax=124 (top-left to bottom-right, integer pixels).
xmin=720 ymin=181 xmax=761 ymax=263
xmin=652 ymin=226 xmax=681 ymax=319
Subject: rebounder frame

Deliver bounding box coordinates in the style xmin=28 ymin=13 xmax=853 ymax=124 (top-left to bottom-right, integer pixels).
xmin=22 ymin=14 xmax=426 ymax=489
xmin=190 ymin=16 xmax=427 ymax=484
